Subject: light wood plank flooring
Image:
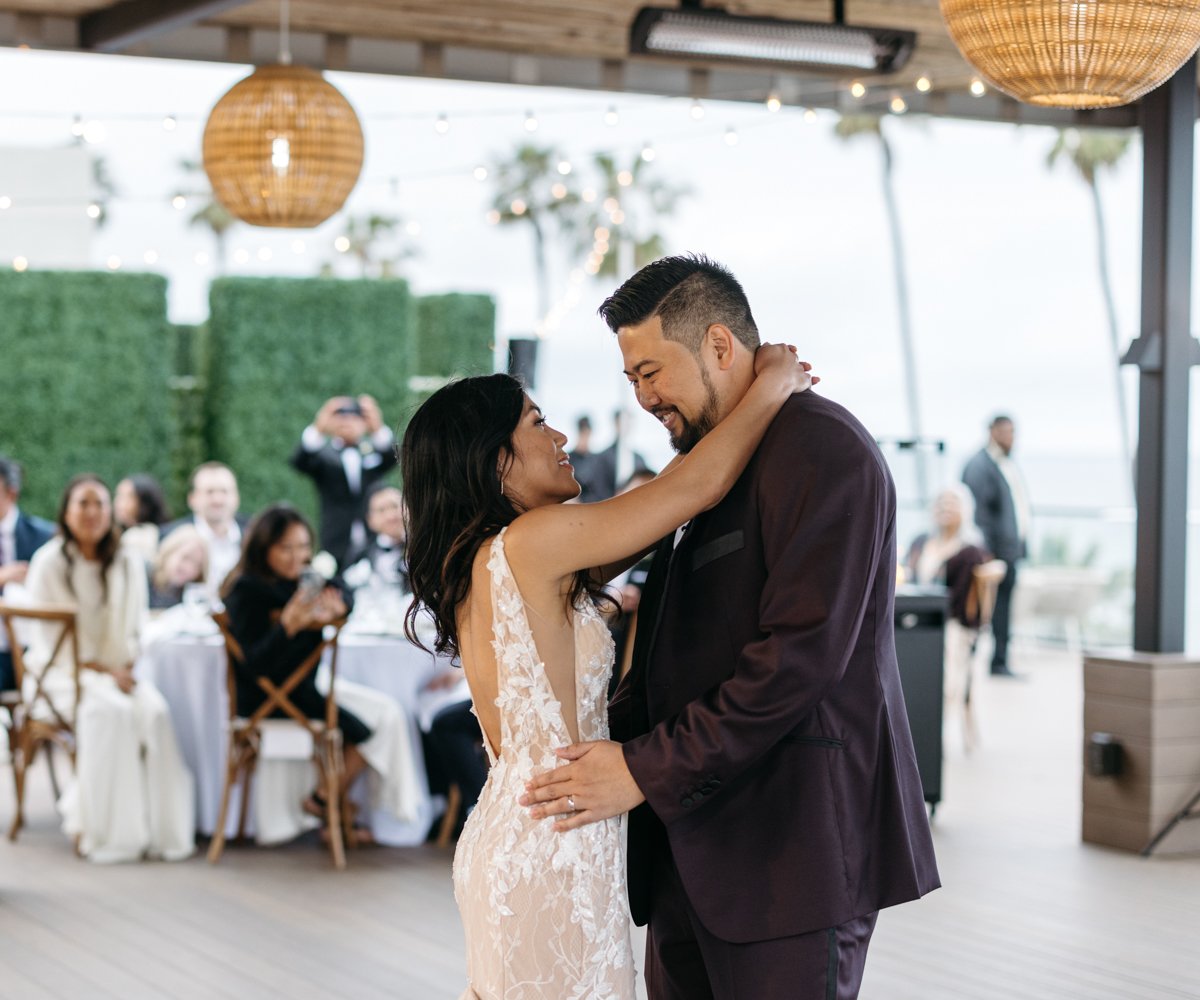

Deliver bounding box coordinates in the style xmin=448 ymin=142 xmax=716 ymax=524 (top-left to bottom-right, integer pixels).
xmin=2 ymin=645 xmax=1198 ymax=999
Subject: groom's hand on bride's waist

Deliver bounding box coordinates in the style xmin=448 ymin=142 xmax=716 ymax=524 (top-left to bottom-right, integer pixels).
xmin=519 ymin=740 xmax=646 ymax=832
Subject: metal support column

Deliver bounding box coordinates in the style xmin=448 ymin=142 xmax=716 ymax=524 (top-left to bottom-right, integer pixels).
xmin=1122 ymin=56 xmax=1200 ymax=652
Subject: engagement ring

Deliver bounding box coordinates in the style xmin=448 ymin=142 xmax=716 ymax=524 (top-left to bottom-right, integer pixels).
xmin=567 ymin=795 xmax=576 ymax=811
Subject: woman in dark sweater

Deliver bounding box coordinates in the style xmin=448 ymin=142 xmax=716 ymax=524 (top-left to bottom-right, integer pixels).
xmin=221 ymin=503 xmax=370 ymax=813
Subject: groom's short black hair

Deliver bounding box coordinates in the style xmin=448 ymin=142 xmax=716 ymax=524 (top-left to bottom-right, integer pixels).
xmin=598 ymin=253 xmax=760 ymax=354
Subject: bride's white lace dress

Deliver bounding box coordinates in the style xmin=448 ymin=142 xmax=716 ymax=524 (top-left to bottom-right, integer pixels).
xmin=454 ymin=529 xmax=636 ymax=999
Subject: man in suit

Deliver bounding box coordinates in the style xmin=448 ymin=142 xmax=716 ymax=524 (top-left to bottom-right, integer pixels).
xmin=161 ymin=462 xmax=248 ymax=594
xmin=343 ymin=484 xmax=409 ymax=592
xmin=0 ymin=455 xmax=55 ymax=689
xmin=290 ymin=395 xmax=397 ymax=568
xmin=962 ymin=415 xmax=1030 ymax=677
xmin=522 ymin=255 xmax=938 ymax=999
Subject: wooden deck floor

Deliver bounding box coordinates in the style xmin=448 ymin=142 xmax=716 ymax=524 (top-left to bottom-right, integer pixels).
xmin=2 ymin=645 xmax=1198 ymax=999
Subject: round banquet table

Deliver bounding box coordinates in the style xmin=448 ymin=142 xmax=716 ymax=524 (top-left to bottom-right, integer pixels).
xmin=136 ymin=614 xmax=446 ymax=847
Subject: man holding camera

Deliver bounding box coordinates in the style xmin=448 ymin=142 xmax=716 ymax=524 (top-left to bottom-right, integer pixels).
xmin=290 ymin=395 xmax=398 ymax=568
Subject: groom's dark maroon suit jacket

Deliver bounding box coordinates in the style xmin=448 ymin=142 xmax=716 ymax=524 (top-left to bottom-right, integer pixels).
xmin=609 ymin=390 xmax=940 ymax=944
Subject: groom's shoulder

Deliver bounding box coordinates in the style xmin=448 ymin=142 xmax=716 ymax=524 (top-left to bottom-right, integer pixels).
xmin=763 ymin=391 xmax=880 ymax=460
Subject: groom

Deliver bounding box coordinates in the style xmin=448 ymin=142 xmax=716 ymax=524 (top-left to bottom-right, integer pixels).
xmin=522 ymin=254 xmax=939 ymax=999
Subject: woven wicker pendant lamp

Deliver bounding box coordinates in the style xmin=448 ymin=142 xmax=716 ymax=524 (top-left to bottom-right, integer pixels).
xmin=201 ymin=1 xmax=363 ymax=227
xmin=940 ymin=0 xmax=1200 ymax=109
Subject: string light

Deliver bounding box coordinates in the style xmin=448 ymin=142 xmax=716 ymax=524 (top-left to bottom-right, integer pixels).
xmin=551 ymin=182 xmax=568 ymax=199
xmin=291 ymin=239 xmax=306 ymax=254
xmin=162 ymin=114 xmax=177 ymax=131
xmin=86 ymin=202 xmax=102 ymax=219
xmin=890 ymin=95 xmax=908 ymax=114
xmin=333 ymin=237 xmax=350 ymax=253
xmin=486 ymin=209 xmax=501 ymax=224
xmin=143 ymin=249 xmax=158 ymax=264
xmin=803 ymin=108 xmax=818 ymax=123
xmin=82 ymin=120 xmax=106 ymax=144
xmin=850 ymin=81 xmax=867 ymax=99
xmin=473 ymin=165 xmax=488 ymax=181
xmin=603 ymin=196 xmax=620 ymax=213
xmin=556 ymin=159 xmax=572 ymax=175
xmin=581 ymin=188 xmax=597 ymax=203
xmin=106 ymin=255 xmax=121 ymax=270
xmin=594 ymin=226 xmax=610 ymax=240
xmin=70 ymin=115 xmax=84 ymax=138
xmin=435 ymin=113 xmax=450 ymax=134
xmin=610 ymin=208 xmax=626 ymax=224
xmin=617 ymin=170 xmax=633 ymax=187
xmin=523 ymin=111 xmax=538 ymax=132
xmin=0 ymin=196 xmax=10 ymax=209
xmin=766 ymin=93 xmax=782 ymax=112
xmin=171 ymin=194 xmax=187 ymax=210
xmin=916 ymin=76 xmax=932 ymax=93
xmin=604 ymin=106 xmax=619 ymax=126
xmin=689 ymin=100 xmax=705 ymax=120
xmin=13 ymin=256 xmax=28 ymax=272
xmin=257 ymin=247 xmax=272 ymax=261
xmin=724 ymin=127 xmax=739 ymax=146
xmin=640 ymin=145 xmax=656 ymax=162
xmin=233 ymin=248 xmax=250 ymax=264
xmin=510 ymin=198 xmax=527 ymax=215
xmin=969 ymin=78 xmax=987 ymax=97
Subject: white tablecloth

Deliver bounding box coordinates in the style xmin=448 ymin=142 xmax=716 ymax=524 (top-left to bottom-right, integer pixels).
xmin=136 ymin=616 xmax=445 ymax=847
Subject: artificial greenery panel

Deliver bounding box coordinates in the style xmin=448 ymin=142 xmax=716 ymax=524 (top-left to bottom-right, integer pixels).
xmin=0 ymin=270 xmax=173 ymax=518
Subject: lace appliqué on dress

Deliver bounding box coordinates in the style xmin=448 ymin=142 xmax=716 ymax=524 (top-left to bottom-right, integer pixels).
xmin=452 ymin=529 xmax=636 ymax=999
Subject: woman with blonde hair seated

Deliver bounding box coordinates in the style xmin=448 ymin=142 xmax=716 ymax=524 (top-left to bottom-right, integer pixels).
xmin=24 ymin=473 xmax=195 ymax=862
xmin=150 ymin=524 xmax=209 ymax=609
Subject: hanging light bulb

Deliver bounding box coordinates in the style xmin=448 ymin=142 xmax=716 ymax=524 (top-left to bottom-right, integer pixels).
xmin=435 ymin=113 xmax=450 ymax=134
xmin=690 ymin=100 xmax=705 ymax=120
xmin=766 ymin=93 xmax=782 ymax=112
xmin=723 ymin=127 xmax=739 ymax=146
xmin=604 ymin=106 xmax=619 ymax=126
xmin=524 ymin=111 xmax=539 ymax=132
xmin=162 ymin=114 xmax=178 ymax=131
xmin=915 ymin=75 xmax=932 ymax=93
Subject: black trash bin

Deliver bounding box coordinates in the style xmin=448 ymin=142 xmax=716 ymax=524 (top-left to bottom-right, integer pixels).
xmin=894 ymin=586 xmax=946 ymax=813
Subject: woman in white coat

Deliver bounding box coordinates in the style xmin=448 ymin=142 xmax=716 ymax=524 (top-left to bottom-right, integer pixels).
xmin=24 ymin=473 xmax=194 ymax=862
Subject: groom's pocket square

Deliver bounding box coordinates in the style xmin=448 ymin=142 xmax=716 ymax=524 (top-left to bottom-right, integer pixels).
xmin=691 ymin=530 xmax=744 ymax=571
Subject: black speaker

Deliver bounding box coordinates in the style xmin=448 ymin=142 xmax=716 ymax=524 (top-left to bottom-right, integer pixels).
xmin=1087 ymin=733 xmax=1124 ymax=777
xmin=506 ymin=337 xmax=539 ymax=388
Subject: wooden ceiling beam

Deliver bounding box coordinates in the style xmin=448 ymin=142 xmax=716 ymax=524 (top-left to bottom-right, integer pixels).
xmin=80 ymin=0 xmax=254 ymax=52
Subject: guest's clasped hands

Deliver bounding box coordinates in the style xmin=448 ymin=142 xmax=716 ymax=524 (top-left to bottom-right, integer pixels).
xmin=280 ymin=586 xmax=347 ymax=637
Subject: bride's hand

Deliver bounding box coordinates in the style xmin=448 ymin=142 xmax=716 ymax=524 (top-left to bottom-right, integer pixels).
xmin=754 ymin=343 xmax=818 ymax=394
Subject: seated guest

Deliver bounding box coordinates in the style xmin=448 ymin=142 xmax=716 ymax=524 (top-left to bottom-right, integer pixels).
xmin=114 ymin=474 xmax=170 ymax=568
xmin=343 ymin=484 xmax=408 ymax=592
xmin=23 ymin=473 xmax=195 ymax=862
xmin=150 ymin=525 xmax=209 ymax=609
xmin=420 ymin=668 xmax=488 ymax=838
xmin=221 ymin=503 xmax=413 ymax=828
xmin=0 ymin=454 xmax=55 ymax=690
xmin=161 ymin=462 xmax=247 ymax=596
xmin=904 ymin=486 xmax=992 ymax=620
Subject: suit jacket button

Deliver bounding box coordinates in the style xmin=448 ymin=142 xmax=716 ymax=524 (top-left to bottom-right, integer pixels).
xmin=680 ymin=796 xmax=694 ymax=808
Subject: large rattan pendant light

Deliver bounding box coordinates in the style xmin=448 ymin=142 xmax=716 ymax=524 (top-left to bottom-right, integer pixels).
xmin=202 ymin=0 xmax=364 ymax=227
xmin=940 ymin=0 xmax=1200 ymax=109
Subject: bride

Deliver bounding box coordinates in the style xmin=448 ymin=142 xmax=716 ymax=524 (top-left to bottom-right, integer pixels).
xmin=401 ymin=345 xmax=812 ymax=998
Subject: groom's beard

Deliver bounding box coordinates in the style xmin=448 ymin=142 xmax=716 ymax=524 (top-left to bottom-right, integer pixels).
xmin=662 ymin=367 xmax=721 ymax=454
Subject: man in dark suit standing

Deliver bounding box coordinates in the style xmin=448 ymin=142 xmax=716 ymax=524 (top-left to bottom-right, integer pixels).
xmin=290 ymin=395 xmax=397 ymax=568
xmin=962 ymin=415 xmax=1030 ymax=677
xmin=0 ymin=455 xmax=54 ymax=689
xmin=522 ymin=255 xmax=938 ymax=999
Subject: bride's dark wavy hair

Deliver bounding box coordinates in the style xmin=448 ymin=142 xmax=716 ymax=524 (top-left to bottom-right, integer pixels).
xmin=401 ymin=373 xmax=611 ymax=656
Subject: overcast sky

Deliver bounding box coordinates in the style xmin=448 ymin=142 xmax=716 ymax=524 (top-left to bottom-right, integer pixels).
xmin=2 ymin=46 xmax=1198 ymax=495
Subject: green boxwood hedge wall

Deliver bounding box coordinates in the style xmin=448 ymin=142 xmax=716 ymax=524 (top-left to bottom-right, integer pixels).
xmin=0 ymin=270 xmax=173 ymax=518
xmin=0 ymin=273 xmax=495 ymax=526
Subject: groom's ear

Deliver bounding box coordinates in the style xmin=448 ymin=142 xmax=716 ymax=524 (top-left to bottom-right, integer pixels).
xmin=705 ymin=324 xmax=738 ymax=371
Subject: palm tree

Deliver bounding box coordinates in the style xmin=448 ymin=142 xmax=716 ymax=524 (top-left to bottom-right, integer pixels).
xmin=1047 ymin=128 xmax=1135 ymax=497
xmin=835 ymin=114 xmax=926 ymax=505
xmin=178 ymin=158 xmax=236 ymax=272
xmin=581 ymin=152 xmax=689 ymax=278
xmin=489 ymin=144 xmax=582 ymax=325
xmin=338 ymin=213 xmax=418 ymax=278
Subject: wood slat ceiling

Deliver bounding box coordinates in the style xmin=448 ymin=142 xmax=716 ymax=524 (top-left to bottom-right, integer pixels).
xmin=0 ymin=0 xmax=1142 ymax=125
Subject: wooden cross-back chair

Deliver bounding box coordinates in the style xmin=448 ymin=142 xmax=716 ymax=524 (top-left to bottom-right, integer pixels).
xmin=207 ymin=610 xmax=354 ymax=869
xmin=0 ymin=600 xmax=80 ymax=841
